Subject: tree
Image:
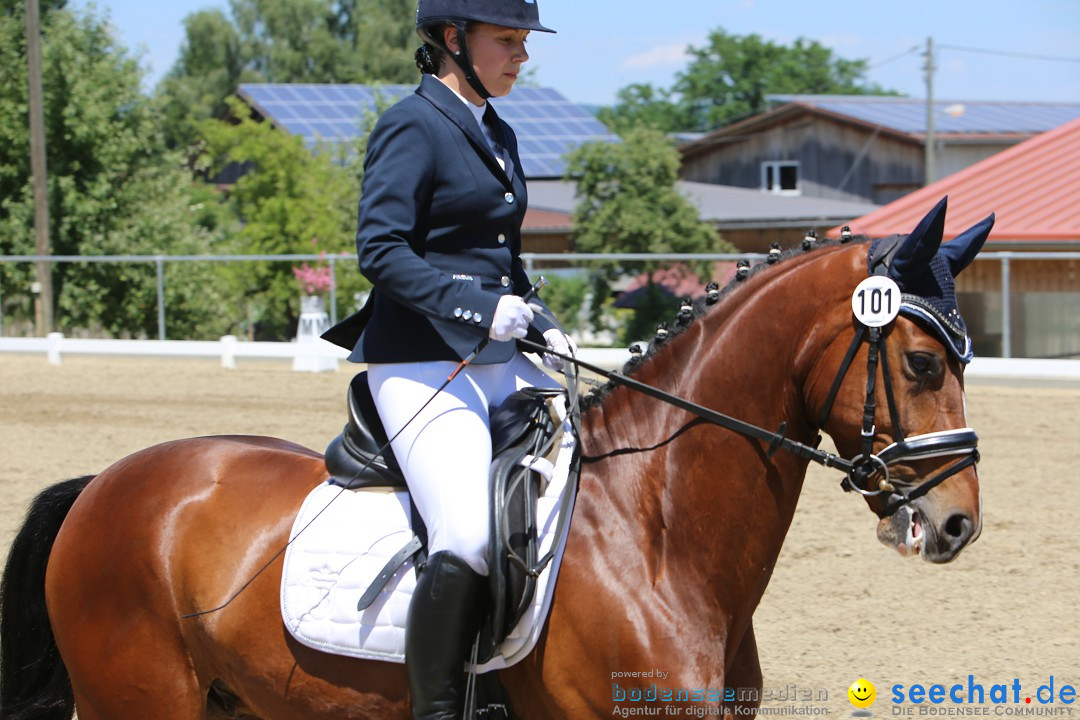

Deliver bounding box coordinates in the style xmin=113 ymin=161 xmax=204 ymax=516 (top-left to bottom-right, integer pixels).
xmin=158 ymin=0 xmax=417 ymax=149
xmin=157 ymin=9 xmax=244 ymax=151
xmin=596 ymin=83 xmax=685 ymax=137
xmin=196 ymin=97 xmax=366 ymax=340
xmin=565 ymin=126 xmax=736 ymax=343
xmin=0 ymin=5 xmax=232 ymax=338
xmin=600 ymin=27 xmax=895 ymax=134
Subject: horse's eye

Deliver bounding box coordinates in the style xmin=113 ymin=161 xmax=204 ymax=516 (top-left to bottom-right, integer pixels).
xmin=905 ymin=352 xmax=941 ymax=378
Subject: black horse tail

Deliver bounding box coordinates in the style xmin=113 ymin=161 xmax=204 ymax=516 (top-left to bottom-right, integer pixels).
xmin=1 ymin=476 xmax=93 ymax=720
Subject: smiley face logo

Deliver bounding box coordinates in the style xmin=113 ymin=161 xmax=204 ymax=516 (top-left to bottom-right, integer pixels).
xmin=848 ymin=678 xmax=876 ymax=708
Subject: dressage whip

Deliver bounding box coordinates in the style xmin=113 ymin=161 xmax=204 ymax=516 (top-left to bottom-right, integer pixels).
xmin=182 ymin=277 xmax=551 ymax=619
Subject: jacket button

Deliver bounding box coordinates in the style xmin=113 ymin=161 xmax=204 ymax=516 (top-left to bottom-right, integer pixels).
xmin=497 ymin=233 xmax=506 ymax=244
xmin=463 ymin=309 xmax=473 ymax=321
xmin=453 ymin=307 xmax=463 ymax=318
xmin=501 ymin=276 xmax=510 ymax=287
xmin=473 ymin=314 xmax=483 ymax=323
xmin=504 ymin=192 xmax=515 ymax=204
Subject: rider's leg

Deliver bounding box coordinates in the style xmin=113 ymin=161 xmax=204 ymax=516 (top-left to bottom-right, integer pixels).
xmin=367 ymin=362 xmax=493 ymax=719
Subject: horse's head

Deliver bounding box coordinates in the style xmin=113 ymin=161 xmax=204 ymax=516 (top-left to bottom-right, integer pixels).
xmin=812 ymin=197 xmax=992 ymax=563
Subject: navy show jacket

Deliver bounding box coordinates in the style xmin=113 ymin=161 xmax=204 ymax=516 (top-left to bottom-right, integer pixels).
xmin=322 ymin=74 xmax=556 ymax=364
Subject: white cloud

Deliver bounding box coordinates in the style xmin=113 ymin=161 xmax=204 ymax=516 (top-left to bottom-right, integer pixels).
xmin=620 ymin=42 xmax=692 ymax=71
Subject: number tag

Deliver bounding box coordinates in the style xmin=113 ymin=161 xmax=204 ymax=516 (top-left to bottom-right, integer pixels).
xmin=852 ymin=276 xmax=901 ymax=327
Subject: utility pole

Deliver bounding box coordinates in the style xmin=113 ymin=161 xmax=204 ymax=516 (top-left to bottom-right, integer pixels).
xmin=26 ymin=0 xmax=53 ymax=335
xmin=923 ymin=36 xmax=936 ymax=187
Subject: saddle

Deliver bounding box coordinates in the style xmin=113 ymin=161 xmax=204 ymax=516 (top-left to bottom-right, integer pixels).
xmin=323 ymin=371 xmax=564 ymax=664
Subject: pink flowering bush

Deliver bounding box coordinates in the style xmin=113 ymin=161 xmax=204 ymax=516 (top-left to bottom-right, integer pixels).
xmin=292 ymin=236 xmax=334 ymax=295
xmin=292 ymin=262 xmax=333 ymax=295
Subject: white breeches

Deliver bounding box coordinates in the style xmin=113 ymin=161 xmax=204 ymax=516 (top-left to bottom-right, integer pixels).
xmin=366 ymin=353 xmax=558 ymax=575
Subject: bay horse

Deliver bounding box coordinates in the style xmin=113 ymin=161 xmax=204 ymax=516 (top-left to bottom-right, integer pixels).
xmin=1 ymin=199 xmax=989 ymax=719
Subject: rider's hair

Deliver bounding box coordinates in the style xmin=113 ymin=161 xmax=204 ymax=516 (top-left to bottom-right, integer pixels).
xmin=415 ymin=43 xmax=444 ymax=74
xmin=415 ymin=22 xmax=473 ymax=75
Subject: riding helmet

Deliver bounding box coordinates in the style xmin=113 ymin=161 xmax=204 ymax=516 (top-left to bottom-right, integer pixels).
xmin=416 ymin=0 xmax=555 ymax=34
xmin=415 ymin=0 xmax=555 ymax=99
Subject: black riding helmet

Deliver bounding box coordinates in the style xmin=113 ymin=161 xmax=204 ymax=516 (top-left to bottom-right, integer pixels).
xmin=416 ymin=0 xmax=555 ymax=100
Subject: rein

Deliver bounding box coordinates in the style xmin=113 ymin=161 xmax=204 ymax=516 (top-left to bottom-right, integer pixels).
xmin=518 ymin=338 xmax=854 ymax=473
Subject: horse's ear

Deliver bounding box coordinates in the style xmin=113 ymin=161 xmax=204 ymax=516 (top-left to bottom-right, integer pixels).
xmin=940 ymin=213 xmax=994 ymax=277
xmin=890 ymin=197 xmax=948 ymax=279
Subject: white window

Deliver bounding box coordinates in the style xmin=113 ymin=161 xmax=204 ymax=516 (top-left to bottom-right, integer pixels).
xmin=761 ymin=161 xmax=800 ymax=195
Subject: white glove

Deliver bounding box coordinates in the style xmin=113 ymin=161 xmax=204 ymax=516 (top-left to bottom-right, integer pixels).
xmin=542 ymin=328 xmax=577 ymax=370
xmin=489 ymin=295 xmax=534 ymax=341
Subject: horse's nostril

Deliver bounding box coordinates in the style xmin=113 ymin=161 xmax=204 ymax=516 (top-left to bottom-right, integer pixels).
xmin=944 ymin=513 xmax=970 ymax=539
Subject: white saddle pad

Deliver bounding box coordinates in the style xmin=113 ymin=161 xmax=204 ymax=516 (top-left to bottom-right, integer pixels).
xmin=280 ymin=398 xmax=577 ymax=672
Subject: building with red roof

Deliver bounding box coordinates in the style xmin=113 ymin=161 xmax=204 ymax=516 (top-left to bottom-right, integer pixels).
xmin=832 ymin=117 xmax=1080 ymax=249
xmin=833 ymin=118 xmax=1080 ymax=359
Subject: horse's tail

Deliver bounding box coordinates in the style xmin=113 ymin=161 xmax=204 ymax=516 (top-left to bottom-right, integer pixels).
xmin=1 ymin=475 xmax=93 ymax=720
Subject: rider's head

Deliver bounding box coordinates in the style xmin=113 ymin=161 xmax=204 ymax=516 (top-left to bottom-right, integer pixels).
xmin=414 ymin=0 xmax=555 ymax=101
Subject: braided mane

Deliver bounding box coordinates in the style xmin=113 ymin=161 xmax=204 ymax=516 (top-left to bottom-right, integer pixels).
xmin=581 ymin=237 xmax=857 ymax=408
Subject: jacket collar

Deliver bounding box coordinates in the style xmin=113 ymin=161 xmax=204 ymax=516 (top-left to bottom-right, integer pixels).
xmin=416 ymin=75 xmax=515 ymax=186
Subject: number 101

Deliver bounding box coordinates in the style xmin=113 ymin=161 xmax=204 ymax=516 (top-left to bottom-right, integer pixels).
xmin=856 ymin=287 xmax=894 ymax=315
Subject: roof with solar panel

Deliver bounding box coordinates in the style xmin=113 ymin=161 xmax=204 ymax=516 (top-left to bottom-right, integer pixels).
xmin=765 ymin=95 xmax=1080 ymax=136
xmin=236 ymin=83 xmax=618 ymax=179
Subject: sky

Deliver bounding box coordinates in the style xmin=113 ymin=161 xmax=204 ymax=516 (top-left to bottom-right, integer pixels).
xmin=70 ymin=0 xmax=1080 ymax=107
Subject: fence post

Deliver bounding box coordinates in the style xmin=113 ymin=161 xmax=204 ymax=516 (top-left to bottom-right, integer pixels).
xmin=221 ymin=334 xmax=238 ymax=370
xmin=156 ymin=256 xmax=166 ymax=341
xmin=329 ymin=256 xmax=338 ymax=326
xmin=47 ymin=331 xmax=63 ymax=365
xmin=1001 ymin=256 xmax=1012 ymax=359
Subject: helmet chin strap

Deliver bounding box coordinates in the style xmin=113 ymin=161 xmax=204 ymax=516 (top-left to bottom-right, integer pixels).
xmin=450 ymin=22 xmax=492 ymax=100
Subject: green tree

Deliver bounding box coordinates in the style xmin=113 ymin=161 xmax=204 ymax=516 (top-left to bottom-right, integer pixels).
xmin=601 ymin=27 xmax=895 ymax=134
xmin=0 ymin=4 xmax=231 ymax=338
xmin=596 ymin=83 xmax=685 ymax=137
xmin=159 ymin=0 xmax=417 ymax=149
xmin=565 ymin=126 xmax=736 ymax=343
xmin=196 ymin=97 xmax=366 ymax=340
xmin=157 ymin=9 xmax=244 ymax=152
xmin=1 ymin=0 xmax=65 ymax=16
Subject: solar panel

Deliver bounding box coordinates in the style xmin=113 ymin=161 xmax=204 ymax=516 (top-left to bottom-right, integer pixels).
xmin=767 ymin=95 xmax=1080 ymax=136
xmin=237 ymin=83 xmax=617 ymax=178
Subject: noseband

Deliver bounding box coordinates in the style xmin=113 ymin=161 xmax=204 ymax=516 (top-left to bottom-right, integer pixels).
xmin=816 ymin=311 xmax=980 ymax=516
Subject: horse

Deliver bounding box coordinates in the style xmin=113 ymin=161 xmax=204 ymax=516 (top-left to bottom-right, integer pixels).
xmin=1 ymin=198 xmax=990 ymax=720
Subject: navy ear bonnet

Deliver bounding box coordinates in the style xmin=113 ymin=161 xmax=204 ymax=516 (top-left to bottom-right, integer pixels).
xmin=867 ymin=197 xmax=994 ymax=363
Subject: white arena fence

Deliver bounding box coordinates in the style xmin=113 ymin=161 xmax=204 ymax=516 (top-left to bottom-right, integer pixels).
xmin=1 ymin=334 xmax=1078 ymax=382
xmin=0 ymin=333 xmax=633 ymax=373
xmin=1 ymin=251 xmax=1079 ymax=361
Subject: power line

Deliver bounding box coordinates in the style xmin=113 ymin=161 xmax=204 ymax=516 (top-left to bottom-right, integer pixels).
xmin=938 ymin=44 xmax=1080 ymax=64
xmin=868 ymin=45 xmax=921 ymax=70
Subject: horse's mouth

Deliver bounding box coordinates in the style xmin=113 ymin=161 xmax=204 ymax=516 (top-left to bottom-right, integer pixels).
xmin=877 ymin=506 xmax=924 ymax=558
xmin=901 ymin=509 xmax=924 ymax=557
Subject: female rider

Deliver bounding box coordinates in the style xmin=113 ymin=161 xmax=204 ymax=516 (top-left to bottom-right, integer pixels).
xmin=322 ymin=1 xmax=572 ymax=717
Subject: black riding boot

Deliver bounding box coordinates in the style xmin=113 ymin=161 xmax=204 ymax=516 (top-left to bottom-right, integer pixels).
xmin=406 ymin=551 xmax=487 ymax=720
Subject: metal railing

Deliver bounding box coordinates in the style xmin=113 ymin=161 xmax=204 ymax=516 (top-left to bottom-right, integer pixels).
xmin=2 ymin=251 xmax=1079 ymax=359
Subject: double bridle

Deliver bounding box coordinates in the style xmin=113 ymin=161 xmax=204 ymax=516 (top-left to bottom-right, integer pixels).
xmin=816 ymin=318 xmax=979 ymax=515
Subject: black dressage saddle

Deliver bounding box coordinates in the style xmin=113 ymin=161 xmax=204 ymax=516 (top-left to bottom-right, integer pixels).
xmin=323 ymin=371 xmax=563 ymax=663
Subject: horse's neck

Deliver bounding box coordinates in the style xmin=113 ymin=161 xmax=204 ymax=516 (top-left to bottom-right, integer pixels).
xmin=582 ymin=247 xmax=844 ymax=456
xmin=570 ymin=246 xmax=853 ymax=667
